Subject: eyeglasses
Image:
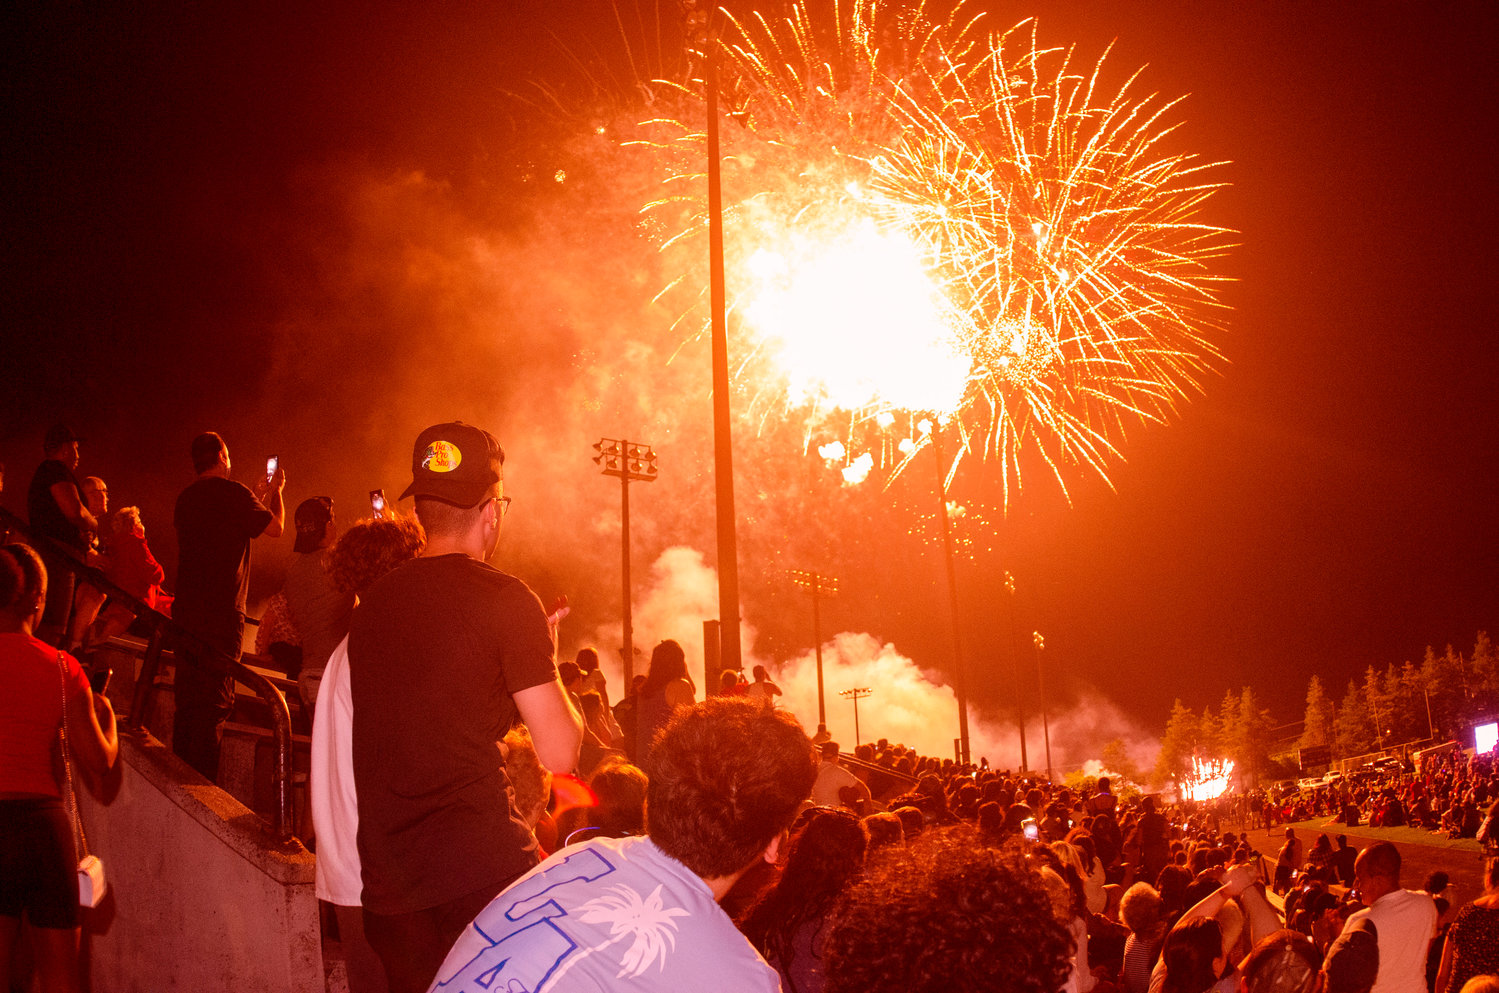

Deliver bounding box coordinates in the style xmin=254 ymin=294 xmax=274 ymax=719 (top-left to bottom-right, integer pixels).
xmin=490 ymin=495 xmax=513 ymax=520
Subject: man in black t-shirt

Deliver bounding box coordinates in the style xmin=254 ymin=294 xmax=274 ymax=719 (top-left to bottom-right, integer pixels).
xmin=350 ymin=421 xmax=582 ymax=993
xmin=26 ymin=424 xmax=98 ymax=646
xmin=171 ymin=431 xmax=284 ymax=781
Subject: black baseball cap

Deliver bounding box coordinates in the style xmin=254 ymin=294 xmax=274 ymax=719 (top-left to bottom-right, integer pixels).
xmin=293 ymin=497 xmax=334 ymax=553
xmin=399 ymin=422 xmax=504 ymax=508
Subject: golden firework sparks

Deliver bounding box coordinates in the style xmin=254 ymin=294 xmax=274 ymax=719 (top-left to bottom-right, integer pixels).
xmin=631 ymin=0 xmax=1233 ymax=507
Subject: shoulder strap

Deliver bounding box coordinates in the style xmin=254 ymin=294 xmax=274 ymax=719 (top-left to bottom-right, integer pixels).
xmin=57 ymin=651 xmax=90 ymax=858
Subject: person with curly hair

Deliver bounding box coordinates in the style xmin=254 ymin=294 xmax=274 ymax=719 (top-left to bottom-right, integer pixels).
xmin=310 ymin=514 xmax=426 ymax=993
xmin=427 ymin=698 xmax=817 ymax=993
xmin=740 ymin=807 xmax=868 ymax=993
xmin=822 ymin=829 xmax=1074 ymax=993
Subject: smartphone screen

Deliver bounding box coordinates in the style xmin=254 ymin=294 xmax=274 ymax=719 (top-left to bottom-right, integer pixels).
xmin=266 ymin=455 xmax=279 ymax=482
xmin=370 ymin=489 xmax=386 ymax=520
xmin=1022 ymin=818 xmax=1039 ymax=841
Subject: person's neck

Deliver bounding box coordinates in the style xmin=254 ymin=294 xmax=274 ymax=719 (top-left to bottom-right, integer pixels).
xmin=423 ymin=535 xmax=484 ymax=560
xmin=0 ymin=613 xmax=34 ymax=636
xmin=201 ymin=465 xmax=230 ymax=480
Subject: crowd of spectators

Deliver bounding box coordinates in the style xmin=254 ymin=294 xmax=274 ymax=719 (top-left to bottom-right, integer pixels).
xmin=7 ymin=422 xmax=1499 ymax=993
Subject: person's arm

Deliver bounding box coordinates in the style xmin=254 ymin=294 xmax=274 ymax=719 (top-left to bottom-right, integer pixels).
xmin=1434 ymin=924 xmax=1456 ymax=993
xmin=1237 ymin=877 xmax=1284 ymax=943
xmin=255 ymin=464 xmax=286 ymax=538
xmin=66 ymin=683 xmax=119 ymax=777
xmin=514 ymin=679 xmax=583 ymax=774
xmin=50 ymin=480 xmax=98 ymax=534
xmin=1171 ymin=861 xmax=1258 ymax=933
xmin=664 ymin=678 xmax=695 ymax=710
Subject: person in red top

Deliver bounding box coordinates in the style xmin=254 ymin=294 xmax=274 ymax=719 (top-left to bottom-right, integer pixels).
xmin=0 ymin=543 xmax=119 ymax=993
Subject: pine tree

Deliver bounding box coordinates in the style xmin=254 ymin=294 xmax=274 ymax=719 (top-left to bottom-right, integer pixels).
xmin=1156 ymin=699 xmax=1198 ymax=788
xmin=1336 ymin=677 xmax=1375 ymax=757
xmin=1300 ymin=675 xmax=1334 ymax=750
xmin=1235 ymin=686 xmax=1275 ymax=787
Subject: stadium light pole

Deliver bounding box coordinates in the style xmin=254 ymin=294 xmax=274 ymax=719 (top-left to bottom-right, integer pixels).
xmin=593 ymin=438 xmax=658 ymax=685
xmin=706 ymin=19 xmax=743 ymax=678
xmin=1033 ymin=630 xmax=1053 ymax=781
xmin=840 ymin=687 xmax=874 ymax=747
xmin=1006 ymin=570 xmax=1028 ymax=773
xmin=790 ymin=569 xmax=839 ymax=735
xmin=925 ymin=419 xmax=970 ymax=765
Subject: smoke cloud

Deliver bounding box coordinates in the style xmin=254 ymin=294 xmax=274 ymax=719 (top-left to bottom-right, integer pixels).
xmin=596 ymin=546 xmax=1163 ymax=777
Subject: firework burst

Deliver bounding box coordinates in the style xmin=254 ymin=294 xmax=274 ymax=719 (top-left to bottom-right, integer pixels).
xmin=629 ymin=0 xmax=1233 ymax=506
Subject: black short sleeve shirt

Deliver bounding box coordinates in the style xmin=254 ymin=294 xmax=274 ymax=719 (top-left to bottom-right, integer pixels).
xmin=349 ymin=553 xmax=557 ymax=915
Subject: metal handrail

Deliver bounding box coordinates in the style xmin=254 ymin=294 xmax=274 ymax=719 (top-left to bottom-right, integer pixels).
xmin=1 ymin=508 xmax=296 ymax=843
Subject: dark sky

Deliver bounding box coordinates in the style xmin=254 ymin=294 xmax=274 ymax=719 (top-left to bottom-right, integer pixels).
xmin=3 ymin=1 xmax=1497 ymax=753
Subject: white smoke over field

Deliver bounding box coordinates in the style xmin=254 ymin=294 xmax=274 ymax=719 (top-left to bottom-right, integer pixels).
xmin=596 ymin=547 xmax=1163 ymax=778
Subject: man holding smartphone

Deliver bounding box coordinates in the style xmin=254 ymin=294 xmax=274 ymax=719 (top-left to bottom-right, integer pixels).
xmin=171 ymin=431 xmax=285 ymax=781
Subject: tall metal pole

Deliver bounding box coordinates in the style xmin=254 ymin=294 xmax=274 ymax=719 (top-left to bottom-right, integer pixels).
xmin=792 ymin=569 xmax=838 ymax=735
xmin=1006 ymin=571 xmax=1028 ymax=772
xmin=594 ymin=438 xmax=658 ymax=687
xmin=929 ymin=423 xmax=970 ymax=764
xmin=620 ymin=469 xmax=633 ymax=685
xmin=707 ymin=25 xmax=742 ymax=676
xmin=1034 ymin=631 xmax=1053 ymax=780
xmin=841 ymin=687 xmax=873 ymax=747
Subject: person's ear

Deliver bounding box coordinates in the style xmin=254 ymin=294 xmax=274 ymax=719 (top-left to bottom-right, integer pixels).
xmin=763 ymin=830 xmax=786 ymax=865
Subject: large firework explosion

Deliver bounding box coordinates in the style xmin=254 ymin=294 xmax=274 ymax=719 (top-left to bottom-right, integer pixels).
xmin=629 ymin=0 xmax=1233 ymax=506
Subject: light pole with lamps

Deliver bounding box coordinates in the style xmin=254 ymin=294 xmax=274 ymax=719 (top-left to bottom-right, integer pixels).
xmin=924 ymin=419 xmax=970 ymax=765
xmin=1033 ymin=630 xmax=1053 ymax=781
xmin=1006 ymin=571 xmax=1028 ymax=773
xmin=593 ymin=438 xmax=658 ymax=686
xmin=840 ymin=687 xmax=873 ymax=747
xmin=790 ymin=569 xmax=838 ymax=736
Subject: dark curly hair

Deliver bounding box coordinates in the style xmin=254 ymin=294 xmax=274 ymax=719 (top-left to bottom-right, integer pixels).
xmin=740 ymin=808 xmax=867 ymax=989
xmin=824 ymin=828 xmax=1073 ymax=993
xmin=327 ymin=516 xmax=426 ymax=595
xmin=644 ymin=697 xmax=816 ymax=879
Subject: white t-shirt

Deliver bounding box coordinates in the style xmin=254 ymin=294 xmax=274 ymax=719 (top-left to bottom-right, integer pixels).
xmin=428 ymin=835 xmax=780 ymax=993
xmin=810 ymin=760 xmax=863 ymax=808
xmin=310 ymin=636 xmax=361 ymax=906
xmin=1344 ymin=889 xmax=1438 ymax=993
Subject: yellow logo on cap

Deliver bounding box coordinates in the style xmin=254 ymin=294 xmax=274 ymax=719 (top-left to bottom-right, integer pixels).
xmin=422 ymin=440 xmax=462 ymax=473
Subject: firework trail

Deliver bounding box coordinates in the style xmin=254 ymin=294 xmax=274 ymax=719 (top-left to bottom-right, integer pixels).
xmin=629 ymin=0 xmax=1233 ymax=506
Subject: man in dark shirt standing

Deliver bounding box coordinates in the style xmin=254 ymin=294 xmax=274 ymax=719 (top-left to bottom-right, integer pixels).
xmin=350 ymin=421 xmax=581 ymax=993
xmin=26 ymin=424 xmax=98 ymax=646
xmin=172 ymin=431 xmax=284 ymax=781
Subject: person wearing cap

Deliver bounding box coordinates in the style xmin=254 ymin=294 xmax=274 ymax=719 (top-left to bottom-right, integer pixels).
xmin=25 ymin=424 xmax=98 ymax=646
xmin=1341 ymin=843 xmax=1436 ymax=993
xmin=171 ymin=431 xmax=285 ymax=781
xmin=282 ymin=496 xmax=353 ymax=713
xmin=348 ymin=421 xmax=582 ymax=993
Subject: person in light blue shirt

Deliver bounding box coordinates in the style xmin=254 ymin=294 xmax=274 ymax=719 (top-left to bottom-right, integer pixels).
xmin=428 ymin=697 xmax=818 ymax=993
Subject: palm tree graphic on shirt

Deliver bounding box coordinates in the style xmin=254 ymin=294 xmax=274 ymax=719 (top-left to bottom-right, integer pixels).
xmin=572 ymin=883 xmax=690 ymax=979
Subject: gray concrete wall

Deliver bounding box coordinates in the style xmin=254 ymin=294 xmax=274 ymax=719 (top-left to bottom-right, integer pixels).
xmin=76 ymin=730 xmax=322 ymax=992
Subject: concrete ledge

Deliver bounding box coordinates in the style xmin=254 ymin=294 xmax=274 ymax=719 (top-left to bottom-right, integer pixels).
xmin=118 ymin=728 xmax=313 ymax=885
xmin=78 ymin=728 xmax=322 ymax=992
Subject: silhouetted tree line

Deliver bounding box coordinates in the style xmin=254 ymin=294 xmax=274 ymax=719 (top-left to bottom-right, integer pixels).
xmin=1154 ymin=631 xmax=1499 ymax=789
